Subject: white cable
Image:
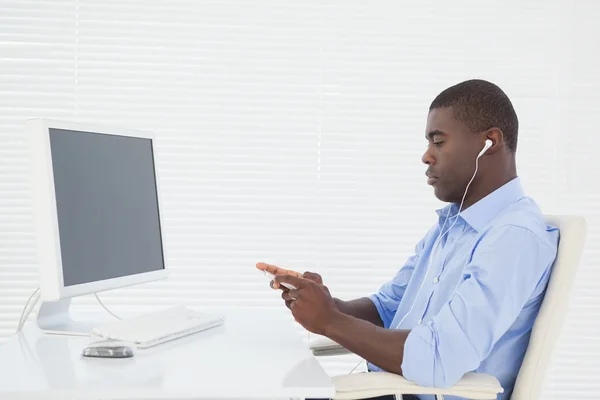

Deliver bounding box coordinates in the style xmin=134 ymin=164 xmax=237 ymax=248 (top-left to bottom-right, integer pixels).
xmin=343 ymin=146 xmax=486 ymax=376
xmin=17 ymin=288 xmax=40 ymax=330
xmin=94 ymin=293 xmax=122 ymax=320
xmin=348 ymin=358 xmax=364 ymax=374
xmin=396 ymin=151 xmax=482 ymax=328
xmin=343 ymin=151 xmax=484 ymax=375
xmin=344 ymin=181 xmax=457 ymax=374
xmin=17 ymin=290 xmax=122 ymax=331
xmin=16 ymin=288 xmax=41 ymax=332
xmin=339 ymin=211 xmax=452 ymax=375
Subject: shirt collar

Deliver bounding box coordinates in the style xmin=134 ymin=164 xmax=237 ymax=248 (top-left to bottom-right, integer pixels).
xmin=435 ymin=176 xmax=525 ymax=232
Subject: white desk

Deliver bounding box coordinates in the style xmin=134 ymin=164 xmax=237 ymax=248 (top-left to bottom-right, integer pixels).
xmin=0 ymin=309 xmax=335 ymax=400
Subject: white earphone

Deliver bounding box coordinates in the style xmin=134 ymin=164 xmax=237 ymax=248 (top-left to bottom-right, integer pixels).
xmin=478 ymin=139 xmax=493 ymax=158
xmin=395 ymin=138 xmax=493 ymax=328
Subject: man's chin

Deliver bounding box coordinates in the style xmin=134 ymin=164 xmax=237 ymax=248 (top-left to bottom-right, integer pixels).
xmin=432 ymin=185 xmax=451 ymax=202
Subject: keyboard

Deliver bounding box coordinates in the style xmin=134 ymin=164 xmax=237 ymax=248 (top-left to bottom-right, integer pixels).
xmin=90 ymin=306 xmax=225 ymax=349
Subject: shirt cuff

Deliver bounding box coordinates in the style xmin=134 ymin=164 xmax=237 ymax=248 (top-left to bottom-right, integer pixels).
xmin=402 ymin=325 xmax=438 ymax=387
xmin=402 ymin=313 xmax=480 ymax=389
xmin=367 ymin=293 xmax=391 ymax=328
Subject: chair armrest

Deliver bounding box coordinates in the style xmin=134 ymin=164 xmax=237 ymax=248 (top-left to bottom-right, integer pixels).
xmin=310 ymin=335 xmax=503 ymax=399
xmin=310 ymin=335 xmax=351 ymax=356
xmin=332 ymin=371 xmax=503 ymax=400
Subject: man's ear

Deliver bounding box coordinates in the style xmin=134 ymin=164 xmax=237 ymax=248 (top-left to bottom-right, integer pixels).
xmin=484 ymin=128 xmax=504 ymax=153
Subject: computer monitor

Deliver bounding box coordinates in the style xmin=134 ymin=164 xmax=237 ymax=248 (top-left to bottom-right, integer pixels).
xmin=26 ymin=119 xmax=169 ymax=335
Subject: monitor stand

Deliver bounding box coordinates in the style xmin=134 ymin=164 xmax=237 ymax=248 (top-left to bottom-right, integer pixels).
xmin=37 ymin=298 xmax=98 ymax=336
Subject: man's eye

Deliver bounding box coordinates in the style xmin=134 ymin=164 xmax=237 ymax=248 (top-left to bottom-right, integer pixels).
xmin=434 ymin=141 xmax=444 ymax=147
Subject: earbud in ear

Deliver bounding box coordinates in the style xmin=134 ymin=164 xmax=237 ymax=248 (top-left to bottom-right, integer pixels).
xmin=477 ymin=139 xmax=493 ymax=158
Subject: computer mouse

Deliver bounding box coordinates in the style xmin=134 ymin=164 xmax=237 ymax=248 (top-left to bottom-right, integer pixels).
xmin=81 ymin=339 xmax=136 ymax=358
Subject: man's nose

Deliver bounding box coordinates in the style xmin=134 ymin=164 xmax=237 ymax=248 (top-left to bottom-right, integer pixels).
xmin=422 ymin=147 xmax=434 ymax=165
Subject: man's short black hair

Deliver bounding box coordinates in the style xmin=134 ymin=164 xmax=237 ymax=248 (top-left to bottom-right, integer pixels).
xmin=429 ymin=79 xmax=519 ymax=153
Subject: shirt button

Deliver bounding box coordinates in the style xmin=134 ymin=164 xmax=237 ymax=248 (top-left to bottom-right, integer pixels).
xmin=433 ymin=276 xmax=439 ymax=284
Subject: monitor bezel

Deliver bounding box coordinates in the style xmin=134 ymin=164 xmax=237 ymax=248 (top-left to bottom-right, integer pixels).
xmin=26 ymin=118 xmax=169 ymax=301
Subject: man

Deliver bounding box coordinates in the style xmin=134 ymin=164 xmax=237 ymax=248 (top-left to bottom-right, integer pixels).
xmin=257 ymin=79 xmax=559 ymax=400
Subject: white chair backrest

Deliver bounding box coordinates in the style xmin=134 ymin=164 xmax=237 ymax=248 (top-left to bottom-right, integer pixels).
xmin=511 ymin=215 xmax=587 ymax=400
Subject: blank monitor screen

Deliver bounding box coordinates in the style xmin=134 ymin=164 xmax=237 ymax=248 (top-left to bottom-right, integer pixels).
xmin=48 ymin=128 xmax=165 ymax=287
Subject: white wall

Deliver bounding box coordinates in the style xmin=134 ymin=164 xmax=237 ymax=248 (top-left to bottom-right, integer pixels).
xmin=0 ymin=0 xmax=598 ymax=397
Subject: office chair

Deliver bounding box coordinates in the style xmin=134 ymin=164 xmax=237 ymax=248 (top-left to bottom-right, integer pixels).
xmin=311 ymin=215 xmax=587 ymax=400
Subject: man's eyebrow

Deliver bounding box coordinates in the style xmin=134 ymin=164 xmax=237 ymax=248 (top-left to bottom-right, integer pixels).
xmin=426 ymin=130 xmax=447 ymax=140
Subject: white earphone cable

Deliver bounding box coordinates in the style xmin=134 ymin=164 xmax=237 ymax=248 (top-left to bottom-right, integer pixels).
xmin=346 ymin=140 xmax=490 ymax=374
xmin=394 ymin=141 xmax=487 ymax=328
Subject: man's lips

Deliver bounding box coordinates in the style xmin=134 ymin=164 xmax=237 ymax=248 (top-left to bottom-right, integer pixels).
xmin=426 ymin=172 xmax=438 ymax=185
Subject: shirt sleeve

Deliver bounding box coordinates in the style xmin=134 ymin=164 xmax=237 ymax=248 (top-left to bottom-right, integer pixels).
xmin=369 ymin=233 xmax=428 ymax=328
xmin=401 ymin=224 xmax=557 ymax=388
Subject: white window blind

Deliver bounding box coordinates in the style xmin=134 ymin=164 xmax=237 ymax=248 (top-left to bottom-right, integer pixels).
xmin=0 ymin=0 xmax=598 ymax=397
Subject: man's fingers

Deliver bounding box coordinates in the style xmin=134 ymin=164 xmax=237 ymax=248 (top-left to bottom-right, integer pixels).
xmin=256 ymin=262 xmax=280 ymax=275
xmin=282 ymin=289 xmax=300 ymax=301
xmin=274 ymin=274 xmax=305 ymax=288
xmin=271 ymin=280 xmax=292 ymax=291
xmin=276 ymin=267 xmax=301 ymax=277
xmin=258 ymin=262 xmax=303 ymax=292
xmin=256 ymin=262 xmax=301 ymax=277
xmin=302 ymin=271 xmax=323 ymax=284
xmin=282 ymin=291 xmax=293 ymax=301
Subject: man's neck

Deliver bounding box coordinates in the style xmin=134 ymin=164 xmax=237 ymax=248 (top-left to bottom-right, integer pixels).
xmin=460 ymin=162 xmax=517 ymax=210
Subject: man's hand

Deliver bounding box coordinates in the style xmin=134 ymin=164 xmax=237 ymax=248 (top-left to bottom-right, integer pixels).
xmin=264 ymin=265 xmax=406 ymax=374
xmin=301 ymin=271 xmax=324 ymax=285
xmin=256 ymin=262 xmax=301 ymax=290
xmin=256 ymin=262 xmax=324 ymax=289
xmin=256 ymin=262 xmax=383 ymax=327
xmin=275 ymin=274 xmax=340 ymax=335
xmin=281 ymin=274 xmax=332 ymax=311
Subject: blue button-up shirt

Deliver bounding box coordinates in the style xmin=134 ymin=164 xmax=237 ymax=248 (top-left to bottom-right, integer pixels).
xmin=368 ymin=177 xmax=559 ymax=400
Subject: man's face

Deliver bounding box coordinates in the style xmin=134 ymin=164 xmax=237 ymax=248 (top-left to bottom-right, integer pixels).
xmin=422 ymin=107 xmax=483 ymax=203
